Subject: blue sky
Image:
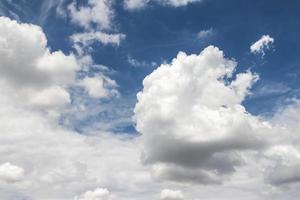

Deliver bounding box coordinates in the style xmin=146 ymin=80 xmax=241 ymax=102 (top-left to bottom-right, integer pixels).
xmin=1 ymin=1 xmax=300 ymax=200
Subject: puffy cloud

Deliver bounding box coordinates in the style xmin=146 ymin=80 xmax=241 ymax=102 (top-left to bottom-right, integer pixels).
xmin=160 ymin=189 xmax=184 ymax=200
xmin=250 ymin=35 xmax=274 ymax=56
xmin=68 ymin=0 xmax=113 ymax=30
xmin=0 ymin=163 xmax=24 ymax=183
xmin=124 ymin=0 xmax=202 ymax=10
xmin=78 ymin=75 xmax=119 ymax=99
xmin=162 ymin=0 xmax=202 ymax=7
xmin=134 ymin=46 xmax=272 ymax=184
xmin=0 ymin=93 xmax=149 ymax=199
xmin=74 ymin=188 xmax=114 ymax=200
xmin=0 ymin=17 xmax=144 ymax=199
xmin=0 ymin=16 xmax=79 ymax=112
xmin=264 ymin=145 xmax=300 ymax=186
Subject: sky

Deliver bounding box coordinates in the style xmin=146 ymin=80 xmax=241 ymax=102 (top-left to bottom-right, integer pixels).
xmin=1 ymin=0 xmax=300 ymax=200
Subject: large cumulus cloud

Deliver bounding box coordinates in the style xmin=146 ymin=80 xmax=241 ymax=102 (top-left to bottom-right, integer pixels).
xmin=0 ymin=16 xmax=79 ymax=113
xmin=134 ymin=46 xmax=274 ymax=184
xmin=0 ymin=16 xmax=151 ymax=200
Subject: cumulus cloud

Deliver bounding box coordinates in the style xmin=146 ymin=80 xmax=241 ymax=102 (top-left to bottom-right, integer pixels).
xmin=262 ymin=100 xmax=300 ymax=186
xmin=134 ymin=46 xmax=273 ymax=184
xmin=0 ymin=17 xmax=144 ymax=199
xmin=250 ymin=35 xmax=274 ymax=56
xmin=71 ymin=31 xmax=126 ymax=47
xmin=0 ymin=163 xmax=24 ymax=183
xmin=0 ymin=16 xmax=79 ymax=113
xmin=160 ymin=189 xmax=184 ymax=200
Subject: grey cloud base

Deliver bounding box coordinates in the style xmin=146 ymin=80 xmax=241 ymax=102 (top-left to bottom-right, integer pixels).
xmin=134 ymin=46 xmax=300 ymax=187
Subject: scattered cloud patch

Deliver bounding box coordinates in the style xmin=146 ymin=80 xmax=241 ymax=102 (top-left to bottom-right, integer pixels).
xmin=127 ymin=55 xmax=157 ymax=68
xmin=134 ymin=46 xmax=272 ymax=184
xmin=71 ymin=32 xmax=126 ymax=47
xmin=250 ymin=35 xmax=274 ymax=56
xmin=124 ymin=0 xmax=203 ymax=10
xmin=68 ymin=0 xmax=113 ymax=30
xmin=251 ymin=81 xmax=291 ymax=99
xmin=197 ymin=28 xmax=213 ymax=39
xmin=0 ymin=163 xmax=24 ymax=183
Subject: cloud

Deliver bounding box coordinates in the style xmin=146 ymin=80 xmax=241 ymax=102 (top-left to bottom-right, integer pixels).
xmin=134 ymin=46 xmax=273 ymax=184
xmin=0 ymin=16 xmax=79 ymax=113
xmin=71 ymin=31 xmax=126 ymax=47
xmin=197 ymin=28 xmax=213 ymax=39
xmin=68 ymin=0 xmax=113 ymax=30
xmin=124 ymin=0 xmax=150 ymax=10
xmin=160 ymin=189 xmax=184 ymax=200
xmin=0 ymin=163 xmax=24 ymax=183
xmin=78 ymin=75 xmax=119 ymax=99
xmin=0 ymin=98 xmax=147 ymax=199
xmin=67 ymin=1 xmax=125 ymax=55
xmin=127 ymin=55 xmax=157 ymax=68
xmin=124 ymin=0 xmax=203 ymax=10
xmin=74 ymin=188 xmax=114 ymax=200
xmin=250 ymin=35 xmax=274 ymax=56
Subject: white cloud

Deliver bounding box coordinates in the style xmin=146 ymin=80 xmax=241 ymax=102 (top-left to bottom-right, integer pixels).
xmin=0 ymin=16 xmax=79 ymax=113
xmin=68 ymin=0 xmax=113 ymax=30
xmin=160 ymin=189 xmax=184 ymax=200
xmin=0 ymin=17 xmax=150 ymax=200
xmin=67 ymin=1 xmax=125 ymax=55
xmin=124 ymin=0 xmax=202 ymax=10
xmin=71 ymin=31 xmax=126 ymax=47
xmin=162 ymin=0 xmax=202 ymax=7
xmin=127 ymin=55 xmax=157 ymax=68
xmin=250 ymin=35 xmax=274 ymax=56
xmin=134 ymin=46 xmax=273 ymax=184
xmin=74 ymin=188 xmax=114 ymax=200
xmin=197 ymin=28 xmax=213 ymax=39
xmin=0 ymin=163 xmax=24 ymax=183
xmin=2 ymin=11 xmax=300 ymax=200
xmin=78 ymin=75 xmax=119 ymax=99
xmin=124 ymin=0 xmax=150 ymax=10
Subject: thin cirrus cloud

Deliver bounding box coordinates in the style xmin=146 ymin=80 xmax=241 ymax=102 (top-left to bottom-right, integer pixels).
xmin=124 ymin=0 xmax=203 ymax=10
xmin=134 ymin=45 xmax=300 ymax=189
